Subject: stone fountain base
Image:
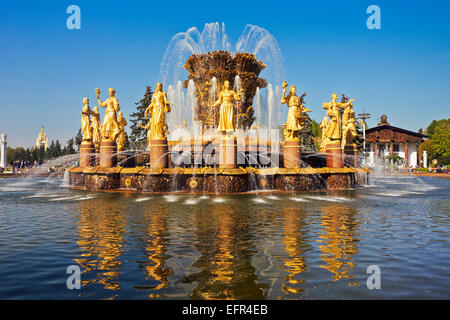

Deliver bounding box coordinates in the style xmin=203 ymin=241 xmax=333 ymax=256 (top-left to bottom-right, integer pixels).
xmin=67 ymin=166 xmax=370 ymax=193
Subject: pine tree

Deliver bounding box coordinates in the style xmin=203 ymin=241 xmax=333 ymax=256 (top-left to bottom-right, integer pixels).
xmin=55 ymin=140 xmax=62 ymax=157
xmin=129 ymin=85 xmax=153 ymax=150
xmin=74 ymin=128 xmax=83 ymax=151
xmin=66 ymin=138 xmax=76 ymax=155
xmin=299 ymin=114 xmax=316 ymax=152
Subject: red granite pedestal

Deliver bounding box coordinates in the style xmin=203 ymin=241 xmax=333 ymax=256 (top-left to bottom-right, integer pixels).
xmin=283 ymin=139 xmax=301 ymax=168
xmin=326 ymin=143 xmax=343 ymax=168
xmin=80 ymin=141 xmax=95 ymax=168
xmin=100 ymin=139 xmax=117 ymax=168
xmin=219 ymin=136 xmax=237 ymax=169
xmin=94 ymin=146 xmax=100 ymax=166
xmin=150 ymin=138 xmax=168 ymax=169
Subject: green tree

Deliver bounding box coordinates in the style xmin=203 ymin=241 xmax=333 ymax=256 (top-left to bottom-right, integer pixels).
xmin=74 ymin=128 xmax=83 ymax=151
xmin=65 ymin=138 xmax=76 ymax=155
xmin=421 ymin=118 xmax=450 ymax=166
xmin=299 ymin=114 xmax=316 ymax=152
xmin=129 ymin=85 xmax=153 ymax=150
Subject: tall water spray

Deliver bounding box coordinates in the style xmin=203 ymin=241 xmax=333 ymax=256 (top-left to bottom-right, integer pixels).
xmin=159 ymin=22 xmax=286 ymax=132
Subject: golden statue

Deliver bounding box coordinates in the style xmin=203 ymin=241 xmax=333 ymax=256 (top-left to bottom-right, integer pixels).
xmin=96 ymin=87 xmax=120 ymax=141
xmin=138 ymin=121 xmax=152 ymax=146
xmin=90 ymin=106 xmax=101 ymax=148
xmin=144 ymin=83 xmax=171 ymax=139
xmin=214 ymin=80 xmax=243 ymax=134
xmin=116 ymin=111 xmax=128 ymax=150
xmin=280 ymin=81 xmax=311 ymax=141
xmin=321 ymin=93 xmax=355 ymax=148
xmin=341 ymin=101 xmax=357 ymax=148
xmin=81 ymin=97 xmax=93 ymax=142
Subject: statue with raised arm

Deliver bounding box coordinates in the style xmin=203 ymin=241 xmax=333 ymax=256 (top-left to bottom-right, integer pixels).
xmin=90 ymin=106 xmax=101 ymax=149
xmin=280 ymin=81 xmax=311 ymax=141
xmin=214 ymin=80 xmax=243 ymax=133
xmin=144 ymin=83 xmax=171 ymax=139
xmin=81 ymin=98 xmax=93 ymax=142
xmin=341 ymin=99 xmax=357 ymax=148
xmin=116 ymin=111 xmax=128 ymax=151
xmin=322 ymin=93 xmax=342 ymax=143
xmin=96 ymin=87 xmax=120 ymax=140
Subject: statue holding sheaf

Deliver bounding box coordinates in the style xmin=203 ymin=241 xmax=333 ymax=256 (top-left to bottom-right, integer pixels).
xmin=96 ymin=87 xmax=120 ymax=141
xmin=280 ymin=81 xmax=311 ymax=141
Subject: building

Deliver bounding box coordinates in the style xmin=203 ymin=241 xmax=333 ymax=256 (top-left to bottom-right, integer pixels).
xmin=36 ymin=126 xmax=49 ymax=151
xmin=365 ymin=115 xmax=427 ymax=168
xmin=0 ymin=134 xmax=6 ymax=169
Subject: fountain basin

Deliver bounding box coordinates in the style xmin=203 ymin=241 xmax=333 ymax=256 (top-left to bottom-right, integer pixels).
xmin=68 ymin=166 xmax=369 ymax=193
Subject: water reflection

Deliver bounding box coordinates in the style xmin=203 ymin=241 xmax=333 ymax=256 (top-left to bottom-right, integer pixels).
xmin=317 ymin=203 xmax=360 ymax=283
xmin=75 ymin=198 xmax=126 ymax=290
xmin=140 ymin=206 xmax=173 ymax=298
xmin=182 ymin=203 xmax=268 ymax=299
xmin=278 ymin=206 xmax=311 ymax=298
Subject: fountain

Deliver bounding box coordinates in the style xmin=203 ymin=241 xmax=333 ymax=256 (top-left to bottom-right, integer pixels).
xmin=67 ymin=23 xmax=369 ymax=193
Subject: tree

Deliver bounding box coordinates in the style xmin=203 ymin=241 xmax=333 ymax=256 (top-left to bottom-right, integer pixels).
xmin=65 ymin=138 xmax=76 ymax=155
xmin=299 ymin=114 xmax=316 ymax=152
xmin=421 ymin=118 xmax=449 ymax=166
xmin=129 ymin=85 xmax=153 ymax=150
xmin=74 ymin=128 xmax=83 ymax=151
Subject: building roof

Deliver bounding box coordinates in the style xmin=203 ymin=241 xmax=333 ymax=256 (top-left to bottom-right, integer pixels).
xmin=366 ymin=125 xmax=428 ymax=139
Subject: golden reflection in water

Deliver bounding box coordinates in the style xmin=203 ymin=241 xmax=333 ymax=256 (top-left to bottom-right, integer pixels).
xmin=183 ymin=204 xmax=267 ymax=300
xmin=317 ymin=203 xmax=360 ymax=284
xmin=279 ymin=207 xmax=308 ymax=299
xmin=141 ymin=206 xmax=173 ymax=298
xmin=75 ymin=198 xmax=126 ymax=290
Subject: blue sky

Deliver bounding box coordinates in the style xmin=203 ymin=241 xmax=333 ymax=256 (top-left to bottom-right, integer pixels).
xmin=1 ymin=0 xmax=449 ymax=147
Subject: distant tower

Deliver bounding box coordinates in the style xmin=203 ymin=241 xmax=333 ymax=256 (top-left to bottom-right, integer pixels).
xmin=36 ymin=126 xmax=49 ymax=150
xmin=0 ymin=134 xmax=6 ymax=168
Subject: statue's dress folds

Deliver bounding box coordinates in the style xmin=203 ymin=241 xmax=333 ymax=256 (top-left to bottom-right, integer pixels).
xmin=285 ymin=95 xmax=303 ymax=132
xmin=217 ymin=90 xmax=240 ymax=133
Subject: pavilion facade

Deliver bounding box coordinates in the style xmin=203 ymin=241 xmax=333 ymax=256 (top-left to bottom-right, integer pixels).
xmin=365 ymin=115 xmax=427 ymax=168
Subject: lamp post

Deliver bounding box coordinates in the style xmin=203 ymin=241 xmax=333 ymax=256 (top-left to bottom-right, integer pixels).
xmin=356 ymin=112 xmax=371 ymax=161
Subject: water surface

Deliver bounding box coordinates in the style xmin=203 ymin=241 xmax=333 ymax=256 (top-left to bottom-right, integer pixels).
xmin=0 ymin=175 xmax=448 ymax=299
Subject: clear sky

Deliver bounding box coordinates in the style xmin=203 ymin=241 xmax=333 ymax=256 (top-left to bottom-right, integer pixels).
xmin=1 ymin=0 xmax=449 ymax=147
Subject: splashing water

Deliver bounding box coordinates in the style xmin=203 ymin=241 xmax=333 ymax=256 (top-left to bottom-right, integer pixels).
xmin=159 ymin=22 xmax=286 ymax=130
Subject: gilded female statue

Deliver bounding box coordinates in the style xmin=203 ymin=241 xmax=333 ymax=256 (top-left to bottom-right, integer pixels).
xmin=341 ymin=101 xmax=357 ymax=147
xmin=214 ymin=80 xmax=243 ymax=133
xmin=280 ymin=81 xmax=311 ymax=140
xmin=116 ymin=111 xmax=128 ymax=150
xmin=144 ymin=83 xmax=171 ymax=139
xmin=90 ymin=106 xmax=101 ymax=148
xmin=96 ymin=87 xmax=120 ymax=140
xmin=81 ymin=98 xmax=93 ymax=141
xmin=322 ymin=93 xmax=355 ymax=146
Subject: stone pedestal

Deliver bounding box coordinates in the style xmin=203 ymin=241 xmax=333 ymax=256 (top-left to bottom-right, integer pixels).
xmin=150 ymin=138 xmax=168 ymax=169
xmin=219 ymin=136 xmax=237 ymax=169
xmin=326 ymin=143 xmax=343 ymax=168
xmin=283 ymin=139 xmax=301 ymax=168
xmin=94 ymin=146 xmax=100 ymax=166
xmin=344 ymin=144 xmax=358 ymax=167
xmin=100 ymin=139 xmax=117 ymax=168
xmin=80 ymin=141 xmax=95 ymax=168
